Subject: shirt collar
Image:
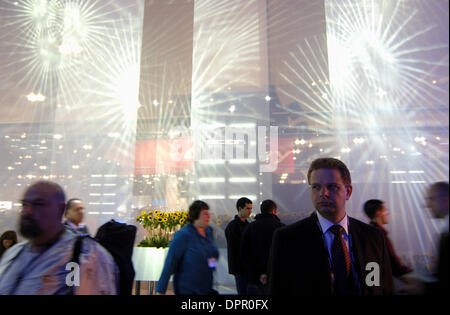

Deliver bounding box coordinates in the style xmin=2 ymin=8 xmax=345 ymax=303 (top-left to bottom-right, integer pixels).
xmin=316 ymin=210 xmax=349 ymax=235
xmin=234 ymin=215 xmax=248 ymax=224
xmin=65 ymin=220 xmax=86 ymax=231
xmin=65 ymin=220 xmax=78 ymax=230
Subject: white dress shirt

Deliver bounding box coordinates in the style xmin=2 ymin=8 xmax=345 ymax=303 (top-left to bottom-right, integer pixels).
xmin=316 ymin=211 xmax=351 ymax=261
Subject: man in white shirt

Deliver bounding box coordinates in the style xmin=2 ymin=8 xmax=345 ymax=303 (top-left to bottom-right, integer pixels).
xmin=63 ymin=198 xmax=89 ymax=234
xmin=268 ymin=157 xmax=393 ymax=295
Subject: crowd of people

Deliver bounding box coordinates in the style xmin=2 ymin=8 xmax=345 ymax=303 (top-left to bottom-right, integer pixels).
xmin=0 ymin=157 xmax=447 ymax=295
xmin=156 ymin=157 xmax=448 ymax=296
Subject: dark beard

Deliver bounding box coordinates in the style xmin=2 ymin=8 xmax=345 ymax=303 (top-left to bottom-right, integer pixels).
xmin=19 ymin=216 xmax=43 ymax=239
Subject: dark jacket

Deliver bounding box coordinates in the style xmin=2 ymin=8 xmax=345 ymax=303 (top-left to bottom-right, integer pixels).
xmin=225 ymin=215 xmax=249 ymax=275
xmin=426 ymin=231 xmax=449 ymax=295
xmin=241 ymin=213 xmax=285 ymax=284
xmin=95 ymin=220 xmax=137 ymax=295
xmin=268 ymin=212 xmax=394 ymax=295
xmin=370 ymin=222 xmax=412 ymax=278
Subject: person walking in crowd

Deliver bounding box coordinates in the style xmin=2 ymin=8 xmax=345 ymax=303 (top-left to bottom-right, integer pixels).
xmin=156 ymin=200 xmax=219 ymax=295
xmin=402 ymin=181 xmax=449 ymax=295
xmin=363 ymin=199 xmax=413 ymax=281
xmin=241 ymin=199 xmax=284 ymax=294
xmin=0 ymin=181 xmax=118 ymax=294
xmin=225 ymin=197 xmax=252 ymax=295
xmin=63 ymin=198 xmax=89 ymax=234
xmin=268 ymin=157 xmax=393 ymax=295
xmin=0 ymin=231 xmax=17 ymax=260
xmin=424 ymin=181 xmax=449 ymax=294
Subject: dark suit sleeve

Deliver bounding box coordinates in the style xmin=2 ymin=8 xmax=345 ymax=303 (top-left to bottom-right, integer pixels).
xmin=225 ymin=222 xmax=245 ymax=274
xmin=267 ymin=228 xmax=287 ymax=295
xmin=379 ymin=231 xmax=394 ymax=295
xmin=384 ymin=236 xmax=412 ymax=277
xmin=240 ymin=226 xmax=251 ymax=276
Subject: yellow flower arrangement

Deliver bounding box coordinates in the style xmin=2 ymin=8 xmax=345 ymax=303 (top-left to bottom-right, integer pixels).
xmin=136 ymin=209 xmax=189 ymax=248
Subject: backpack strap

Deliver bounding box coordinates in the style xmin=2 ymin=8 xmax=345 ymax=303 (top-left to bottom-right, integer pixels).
xmin=69 ymin=234 xmax=92 ymax=295
xmin=71 ymin=235 xmax=84 ymax=264
xmin=71 ymin=234 xmax=93 ymax=264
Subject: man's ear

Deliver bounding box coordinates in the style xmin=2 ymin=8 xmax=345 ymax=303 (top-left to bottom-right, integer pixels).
xmin=374 ymin=209 xmax=381 ymax=219
xmin=59 ymin=203 xmax=66 ymax=219
xmin=345 ymin=185 xmax=353 ymax=200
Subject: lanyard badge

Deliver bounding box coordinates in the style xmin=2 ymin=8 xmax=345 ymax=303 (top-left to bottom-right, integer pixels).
xmin=207 ymin=257 xmax=217 ymax=269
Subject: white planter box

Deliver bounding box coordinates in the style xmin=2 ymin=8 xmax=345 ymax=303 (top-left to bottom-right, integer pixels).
xmin=132 ymin=247 xmax=169 ymax=281
xmin=131 ymin=247 xmax=236 ymax=292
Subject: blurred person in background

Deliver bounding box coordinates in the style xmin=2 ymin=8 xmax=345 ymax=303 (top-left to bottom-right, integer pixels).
xmin=225 ymin=197 xmax=252 ymax=295
xmin=63 ymin=198 xmax=89 ymax=234
xmin=0 ymin=230 xmax=18 ymax=260
xmin=0 ymin=181 xmax=117 ymax=294
xmin=156 ymin=200 xmax=219 ymax=295
xmin=363 ymin=199 xmax=413 ymax=281
xmin=425 ymin=182 xmax=449 ymax=294
xmin=241 ymin=199 xmax=285 ymax=294
xmin=400 ymin=181 xmax=449 ymax=295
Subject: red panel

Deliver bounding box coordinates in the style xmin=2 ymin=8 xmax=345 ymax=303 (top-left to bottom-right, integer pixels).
xmin=134 ymin=138 xmax=194 ymax=174
xmin=273 ymin=137 xmax=295 ymax=174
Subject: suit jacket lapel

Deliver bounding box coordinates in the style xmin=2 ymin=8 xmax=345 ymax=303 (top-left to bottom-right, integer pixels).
xmin=309 ymin=213 xmax=333 ymax=293
xmin=348 ymin=217 xmax=365 ymax=293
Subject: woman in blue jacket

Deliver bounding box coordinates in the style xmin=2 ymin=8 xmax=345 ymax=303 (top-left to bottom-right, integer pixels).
xmin=156 ymin=200 xmax=219 ymax=295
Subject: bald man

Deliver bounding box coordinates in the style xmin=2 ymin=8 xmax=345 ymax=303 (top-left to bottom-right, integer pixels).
xmin=0 ymin=181 xmax=118 ymax=295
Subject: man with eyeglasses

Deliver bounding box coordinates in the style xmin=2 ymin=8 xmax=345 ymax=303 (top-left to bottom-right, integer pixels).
xmin=0 ymin=181 xmax=117 ymax=294
xmin=267 ymin=157 xmax=393 ymax=295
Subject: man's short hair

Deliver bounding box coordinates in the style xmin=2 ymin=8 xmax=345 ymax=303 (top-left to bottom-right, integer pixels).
xmin=236 ymin=197 xmax=252 ymax=211
xmin=363 ymin=199 xmax=384 ymax=219
xmin=66 ymin=198 xmax=82 ymax=211
xmin=307 ymin=157 xmax=352 ymax=186
xmin=260 ymin=199 xmax=277 ymax=215
xmin=187 ymin=200 xmax=209 ymax=223
xmin=429 ymin=182 xmax=449 ymax=197
xmin=65 ymin=198 xmax=82 ymax=216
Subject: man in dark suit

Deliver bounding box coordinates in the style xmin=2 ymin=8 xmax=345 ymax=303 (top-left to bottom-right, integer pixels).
xmin=225 ymin=197 xmax=252 ymax=295
xmin=241 ymin=199 xmax=285 ymax=294
xmin=268 ymin=157 xmax=393 ymax=295
xmin=363 ymin=199 xmax=413 ymax=279
xmin=63 ymin=198 xmax=90 ymax=234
